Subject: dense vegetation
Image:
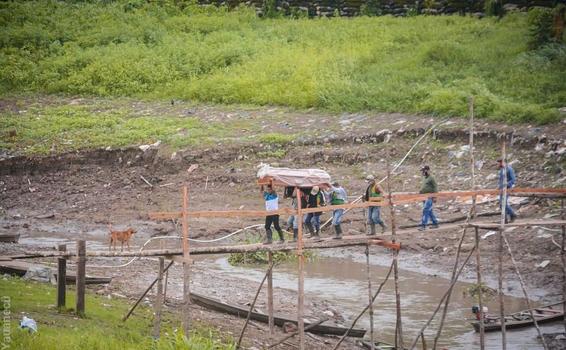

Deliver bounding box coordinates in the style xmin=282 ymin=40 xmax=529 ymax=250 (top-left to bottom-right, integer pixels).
xmin=1 ymin=1 xmax=565 ymax=123
xmin=0 ymin=277 xmax=235 ymax=350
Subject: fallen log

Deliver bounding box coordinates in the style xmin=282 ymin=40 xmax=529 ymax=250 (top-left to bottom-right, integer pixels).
xmin=6 ymin=235 xmax=400 ymax=260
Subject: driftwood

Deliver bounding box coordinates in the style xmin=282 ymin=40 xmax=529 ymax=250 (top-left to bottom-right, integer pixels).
xmin=266 ymin=317 xmax=329 ymax=349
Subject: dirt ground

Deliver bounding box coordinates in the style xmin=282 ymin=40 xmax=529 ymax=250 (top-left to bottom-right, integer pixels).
xmin=1 ymin=99 xmax=565 ymax=349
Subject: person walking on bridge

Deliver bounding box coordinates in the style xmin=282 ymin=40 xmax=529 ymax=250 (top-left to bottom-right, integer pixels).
xmin=304 ymin=186 xmax=325 ymax=241
xmin=497 ymin=158 xmax=517 ymax=223
xmin=364 ymin=175 xmax=387 ymax=235
xmin=418 ymin=165 xmax=439 ymax=231
xmin=261 ymin=184 xmax=285 ymax=245
xmin=326 ymin=182 xmax=348 ymax=240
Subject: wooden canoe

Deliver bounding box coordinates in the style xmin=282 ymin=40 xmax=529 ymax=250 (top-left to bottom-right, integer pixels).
xmin=471 ymin=301 xmax=564 ymax=332
xmin=0 ymin=260 xmax=112 ymax=285
xmin=0 ymin=233 xmax=19 ymax=243
xmin=190 ymin=292 xmax=367 ymax=338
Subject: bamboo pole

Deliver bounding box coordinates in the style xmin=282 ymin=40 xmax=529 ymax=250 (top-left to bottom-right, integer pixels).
xmin=432 ymin=228 xmax=467 ymax=349
xmin=57 ymin=244 xmax=66 ymax=310
xmin=182 ymin=185 xmax=191 ymax=338
xmin=152 ymin=257 xmax=164 ymax=339
xmin=499 ymin=141 xmax=507 ymax=350
xmin=365 ymin=245 xmax=375 ymax=350
xmin=431 ymin=96 xmax=477 ymax=350
xmin=123 ymin=261 xmax=175 ymax=322
xmin=475 ymin=227 xmax=486 ymax=349
xmin=562 ymin=198 xmax=566 ymax=335
xmin=267 ymin=251 xmax=275 ymax=338
xmin=386 ymin=151 xmax=404 ymax=349
xmin=502 ymin=233 xmax=548 ymax=350
xmin=76 ymin=240 xmax=86 ymax=317
xmin=236 ymin=262 xmax=275 ymax=349
xmin=296 ymin=187 xmax=305 ymax=350
xmin=409 ymin=247 xmax=476 ymax=349
xmin=332 ymin=260 xmax=394 ymax=350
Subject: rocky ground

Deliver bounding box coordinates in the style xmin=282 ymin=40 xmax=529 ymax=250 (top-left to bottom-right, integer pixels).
xmin=1 ymin=98 xmax=565 ymax=349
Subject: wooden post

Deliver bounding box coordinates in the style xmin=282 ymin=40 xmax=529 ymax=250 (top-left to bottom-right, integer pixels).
xmin=432 ymin=97 xmax=477 ymax=350
xmin=502 ymin=233 xmax=549 ymax=350
xmin=561 ymin=198 xmax=565 ymax=335
xmin=76 ymin=240 xmax=86 ymax=316
xmin=475 ymin=227 xmax=485 ymax=349
xmin=163 ymin=269 xmax=169 ymax=302
xmin=268 ymin=251 xmax=275 ymax=337
xmin=365 ymin=245 xmax=375 ymax=350
xmin=386 ymin=152 xmax=404 ymax=349
xmin=237 ymin=262 xmax=275 ymax=349
xmin=296 ymin=187 xmax=305 ymax=350
xmin=498 ymin=140 xmax=507 ymax=350
xmin=57 ymin=244 xmax=66 ymax=310
xmin=182 ymin=185 xmax=191 ymax=338
xmin=331 ymin=260 xmax=394 ymax=350
xmin=152 ymin=257 xmax=165 ymax=339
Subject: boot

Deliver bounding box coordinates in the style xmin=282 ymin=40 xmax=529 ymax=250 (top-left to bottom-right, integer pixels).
xmin=292 ymin=228 xmax=298 ymax=242
xmin=312 ymin=226 xmax=321 ymax=241
xmin=367 ymin=223 xmax=376 ymax=236
xmin=276 ymin=229 xmax=285 ymax=244
xmin=379 ymin=222 xmax=387 ymax=234
xmin=305 ymin=222 xmax=315 ymax=238
xmin=264 ymin=229 xmax=273 ymax=245
xmin=333 ymin=225 xmax=343 ymax=240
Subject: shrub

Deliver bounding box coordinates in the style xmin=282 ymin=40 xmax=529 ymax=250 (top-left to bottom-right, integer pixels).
xmin=228 ymin=233 xmax=316 ymax=265
xmin=528 ymin=7 xmax=554 ymax=49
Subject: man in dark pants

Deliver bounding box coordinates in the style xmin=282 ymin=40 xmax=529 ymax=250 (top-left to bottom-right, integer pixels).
xmin=261 ymin=184 xmax=285 ymax=245
xmin=304 ymin=186 xmax=325 ymax=241
xmin=418 ymin=165 xmax=439 ymax=231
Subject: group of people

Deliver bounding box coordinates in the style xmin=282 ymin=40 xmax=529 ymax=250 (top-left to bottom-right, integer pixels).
xmin=260 ymin=159 xmax=517 ymax=244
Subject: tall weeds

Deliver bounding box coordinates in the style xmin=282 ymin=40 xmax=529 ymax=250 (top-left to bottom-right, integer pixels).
xmin=1 ymin=1 xmax=565 ymax=123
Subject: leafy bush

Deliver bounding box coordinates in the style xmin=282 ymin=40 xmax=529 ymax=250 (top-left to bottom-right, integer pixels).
xmin=259 ymin=133 xmax=294 ymax=145
xmin=228 ymin=232 xmax=316 ymax=265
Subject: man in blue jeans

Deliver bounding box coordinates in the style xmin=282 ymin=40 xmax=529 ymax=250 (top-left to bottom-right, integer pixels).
xmin=418 ymin=165 xmax=439 ymax=231
xmin=364 ymin=175 xmax=387 ymax=235
xmin=498 ymin=159 xmax=517 ymax=223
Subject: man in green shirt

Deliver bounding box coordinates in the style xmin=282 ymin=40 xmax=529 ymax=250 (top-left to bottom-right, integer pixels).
xmin=418 ymin=165 xmax=439 ymax=231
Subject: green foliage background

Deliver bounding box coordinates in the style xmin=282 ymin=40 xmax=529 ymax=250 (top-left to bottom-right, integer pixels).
xmin=1 ymin=1 xmax=565 ymax=123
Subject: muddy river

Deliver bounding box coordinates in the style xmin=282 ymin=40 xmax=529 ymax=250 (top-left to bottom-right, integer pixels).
xmin=202 ymin=254 xmax=561 ymax=350
xmin=12 ymin=233 xmax=561 ymax=350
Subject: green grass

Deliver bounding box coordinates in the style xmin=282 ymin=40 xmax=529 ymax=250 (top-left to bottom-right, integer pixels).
xmin=0 ymin=277 xmax=234 ymax=350
xmin=0 ymin=104 xmax=233 ymax=155
xmin=0 ymin=1 xmax=565 ymax=124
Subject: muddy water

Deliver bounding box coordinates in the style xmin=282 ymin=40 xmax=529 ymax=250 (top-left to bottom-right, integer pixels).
xmin=205 ymin=255 xmax=561 ymax=350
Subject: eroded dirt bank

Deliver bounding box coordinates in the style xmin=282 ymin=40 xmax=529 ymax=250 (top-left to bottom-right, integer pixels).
xmin=1 ymin=104 xmax=565 ymax=349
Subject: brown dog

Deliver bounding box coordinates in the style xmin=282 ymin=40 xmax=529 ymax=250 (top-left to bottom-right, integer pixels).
xmin=108 ymin=224 xmax=136 ymax=252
